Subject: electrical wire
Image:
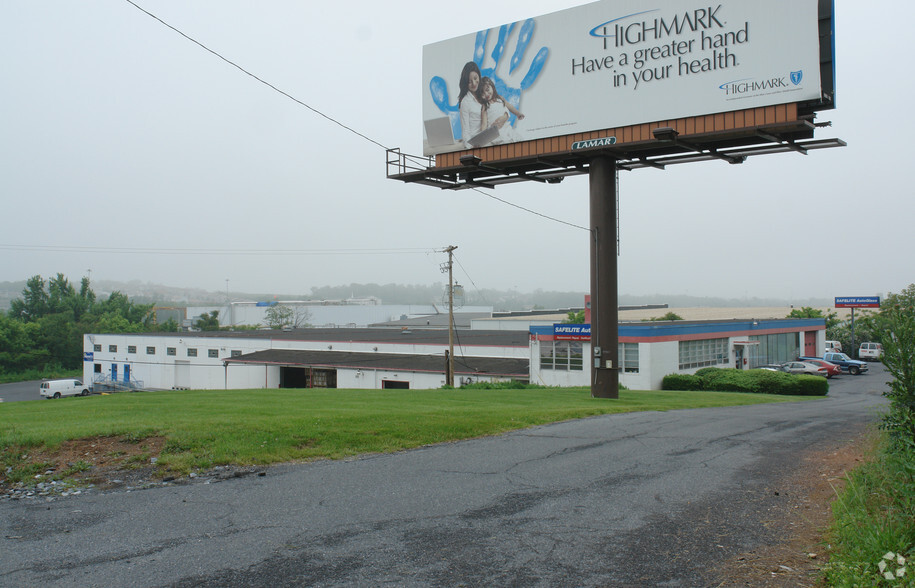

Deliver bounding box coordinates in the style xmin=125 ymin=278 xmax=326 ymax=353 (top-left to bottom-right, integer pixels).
xmin=123 ymin=0 xmax=588 ymax=233
xmin=0 ymin=244 xmax=438 ymax=256
xmin=452 ymin=253 xmax=490 ymax=307
xmin=123 ymin=0 xmax=389 ymax=152
xmin=470 ymin=187 xmax=589 ymax=232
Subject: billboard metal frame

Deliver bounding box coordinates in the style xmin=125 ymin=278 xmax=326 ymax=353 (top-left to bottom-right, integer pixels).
xmin=387 ymin=114 xmax=844 ymax=189
xmin=388 ymin=0 xmax=842 ymax=399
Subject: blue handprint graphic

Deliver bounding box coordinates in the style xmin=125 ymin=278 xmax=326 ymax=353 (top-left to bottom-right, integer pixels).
xmin=429 ymin=18 xmax=549 ymax=146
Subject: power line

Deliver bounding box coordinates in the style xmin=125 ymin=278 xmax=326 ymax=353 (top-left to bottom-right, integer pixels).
xmin=469 ymin=187 xmax=589 ymax=231
xmin=123 ymin=0 xmax=389 ymax=151
xmin=452 ymin=252 xmax=490 ymax=307
xmin=123 ymin=0 xmax=588 ymax=232
xmin=0 ymin=244 xmax=437 ymax=256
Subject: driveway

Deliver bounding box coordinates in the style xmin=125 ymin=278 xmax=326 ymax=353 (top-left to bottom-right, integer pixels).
xmin=1 ymin=367 xmax=890 ymax=586
xmin=0 ymin=380 xmax=43 ymax=403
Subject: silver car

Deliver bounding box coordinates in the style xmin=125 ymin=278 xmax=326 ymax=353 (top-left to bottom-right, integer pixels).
xmin=780 ymin=361 xmax=829 ymax=377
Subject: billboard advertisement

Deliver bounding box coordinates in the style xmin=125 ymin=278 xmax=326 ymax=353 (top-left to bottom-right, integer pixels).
xmin=554 ymin=324 xmax=591 ymax=340
xmin=835 ymin=297 xmax=881 ymax=308
xmin=422 ymin=0 xmax=823 ymax=156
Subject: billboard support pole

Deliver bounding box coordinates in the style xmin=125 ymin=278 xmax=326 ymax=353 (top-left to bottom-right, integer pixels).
xmin=850 ymin=307 xmax=856 ymax=359
xmin=589 ymin=156 xmax=619 ymax=399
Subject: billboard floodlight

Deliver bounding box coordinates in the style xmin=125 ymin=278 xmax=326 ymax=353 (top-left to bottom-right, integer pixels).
xmin=652 ymin=127 xmax=679 ymax=142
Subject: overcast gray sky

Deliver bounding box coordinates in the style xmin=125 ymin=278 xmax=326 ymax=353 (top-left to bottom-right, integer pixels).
xmin=1 ymin=0 xmax=910 ymax=301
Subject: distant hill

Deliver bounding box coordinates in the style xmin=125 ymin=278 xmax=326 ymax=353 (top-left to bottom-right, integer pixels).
xmin=0 ymin=278 xmax=831 ymax=313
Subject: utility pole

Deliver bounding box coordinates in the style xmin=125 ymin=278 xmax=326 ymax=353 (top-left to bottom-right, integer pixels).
xmin=441 ymin=246 xmax=457 ymax=387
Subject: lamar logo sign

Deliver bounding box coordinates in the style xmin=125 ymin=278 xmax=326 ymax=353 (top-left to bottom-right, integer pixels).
xmin=572 ymin=137 xmax=617 ymax=150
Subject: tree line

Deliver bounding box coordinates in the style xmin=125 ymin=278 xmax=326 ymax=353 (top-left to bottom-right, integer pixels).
xmin=0 ymin=273 xmax=173 ymax=378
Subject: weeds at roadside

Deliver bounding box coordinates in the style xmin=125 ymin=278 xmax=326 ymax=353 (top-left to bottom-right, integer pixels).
xmin=823 ymin=438 xmax=915 ymax=586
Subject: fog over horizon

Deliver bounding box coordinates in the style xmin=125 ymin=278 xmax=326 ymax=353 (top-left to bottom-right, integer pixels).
xmin=1 ymin=276 xmax=844 ymax=314
xmin=3 ymin=0 xmax=911 ymax=301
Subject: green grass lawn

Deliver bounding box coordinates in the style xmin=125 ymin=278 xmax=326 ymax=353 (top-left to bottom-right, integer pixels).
xmin=1 ymin=387 xmax=807 ymax=475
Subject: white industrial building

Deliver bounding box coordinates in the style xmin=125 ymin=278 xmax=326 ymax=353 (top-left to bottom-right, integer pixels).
xmin=172 ymin=299 xmax=495 ymax=330
xmin=83 ymin=316 xmax=826 ymax=392
xmin=84 ymin=328 xmax=529 ymax=391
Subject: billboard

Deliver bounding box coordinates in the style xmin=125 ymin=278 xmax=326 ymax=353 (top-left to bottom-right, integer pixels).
xmin=422 ymin=0 xmax=824 ymax=156
xmin=554 ymin=324 xmax=592 ymax=340
xmin=835 ymin=297 xmax=881 ymax=309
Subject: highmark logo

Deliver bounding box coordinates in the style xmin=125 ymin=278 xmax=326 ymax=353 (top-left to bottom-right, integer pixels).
xmin=718 ymin=73 xmax=801 ymax=96
xmin=588 ymin=6 xmax=725 ymax=49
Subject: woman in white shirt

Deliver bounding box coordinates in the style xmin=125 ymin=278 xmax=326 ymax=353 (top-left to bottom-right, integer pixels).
xmin=457 ymin=62 xmax=483 ymax=147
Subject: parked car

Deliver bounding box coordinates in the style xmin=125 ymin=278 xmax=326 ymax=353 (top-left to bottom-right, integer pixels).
xmin=859 ymin=342 xmax=883 ymax=361
xmin=781 ymin=361 xmax=830 ymax=377
xmin=799 ymin=358 xmax=842 ymax=378
xmin=824 ymin=340 xmax=842 ymax=352
xmin=40 ymin=379 xmax=90 ymax=399
xmin=757 ymin=364 xmax=786 ymax=372
xmin=800 ymin=352 xmax=869 ymax=375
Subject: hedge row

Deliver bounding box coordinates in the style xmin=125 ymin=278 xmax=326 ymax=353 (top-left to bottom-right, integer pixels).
xmin=662 ymin=367 xmax=829 ymax=396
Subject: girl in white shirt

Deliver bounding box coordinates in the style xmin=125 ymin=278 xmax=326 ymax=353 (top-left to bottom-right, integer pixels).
xmin=477 ymin=77 xmax=524 ymax=144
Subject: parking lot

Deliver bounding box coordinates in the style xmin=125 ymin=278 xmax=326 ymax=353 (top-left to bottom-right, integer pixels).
xmin=0 ymin=381 xmax=44 ymax=403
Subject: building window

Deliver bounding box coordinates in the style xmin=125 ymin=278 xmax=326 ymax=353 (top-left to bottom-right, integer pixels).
xmin=167 ymin=347 xmax=177 ymax=356
xmin=187 ymin=348 xmax=197 ymax=357
xmin=569 ymin=341 xmax=583 ymax=370
xmin=147 ymin=346 xmax=156 ymax=355
xmin=679 ymin=338 xmax=729 ymax=370
xmin=108 ymin=345 xmax=117 ymax=353
xmin=540 ymin=343 xmax=554 ymax=370
xmin=620 ymin=343 xmax=639 ymax=373
xmin=231 ymin=350 xmax=242 ymax=357
xmin=540 ymin=341 xmax=584 ymax=371
xmin=94 ymin=363 xmax=102 ymax=373
xmin=93 ymin=344 xmax=102 ymax=352
xmin=127 ymin=345 xmax=137 ymax=354
xmin=748 ymin=333 xmax=800 ymax=368
xmin=208 ymin=349 xmax=219 ymax=358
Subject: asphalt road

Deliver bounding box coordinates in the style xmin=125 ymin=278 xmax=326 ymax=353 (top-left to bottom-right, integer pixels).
xmin=1 ymin=366 xmax=890 ymax=587
xmin=0 ymin=380 xmax=43 ymax=403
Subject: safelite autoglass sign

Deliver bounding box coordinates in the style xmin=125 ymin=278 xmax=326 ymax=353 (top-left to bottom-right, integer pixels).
xmin=554 ymin=324 xmax=592 ymax=340
xmin=834 ymin=297 xmax=880 ymax=308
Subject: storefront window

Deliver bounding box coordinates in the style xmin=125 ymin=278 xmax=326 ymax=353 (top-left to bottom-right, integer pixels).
xmin=540 ymin=341 xmax=584 ymax=371
xmin=679 ymin=339 xmax=729 ymax=370
xmin=620 ymin=343 xmax=639 ymax=373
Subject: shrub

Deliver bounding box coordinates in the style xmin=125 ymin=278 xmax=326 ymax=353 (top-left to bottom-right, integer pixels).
xmin=665 ymin=367 xmax=824 ymax=396
xmin=700 ymin=368 xmax=760 ymax=394
xmin=694 ymin=367 xmax=722 ymax=378
xmin=455 ymin=381 xmax=551 ymax=390
xmin=751 ymin=370 xmax=800 ymax=395
xmin=796 ymin=375 xmax=829 ymax=396
xmin=661 ymin=374 xmax=703 ymax=391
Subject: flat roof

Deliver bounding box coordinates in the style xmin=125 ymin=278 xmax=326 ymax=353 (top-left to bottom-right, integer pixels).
xmin=225 ymin=349 xmax=528 ymax=378
xmin=114 ymin=327 xmax=530 ymax=348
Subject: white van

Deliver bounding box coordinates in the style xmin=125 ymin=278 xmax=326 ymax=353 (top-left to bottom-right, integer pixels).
xmin=859 ymin=342 xmax=883 ymax=361
xmin=824 ymin=340 xmax=842 ymax=353
xmin=40 ymin=379 xmax=90 ymax=399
